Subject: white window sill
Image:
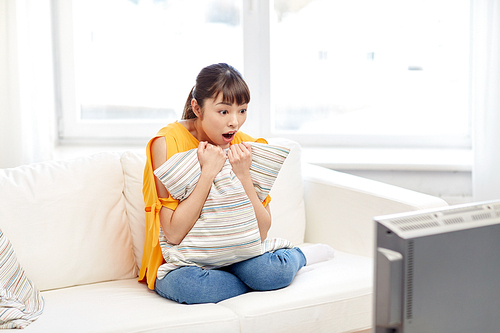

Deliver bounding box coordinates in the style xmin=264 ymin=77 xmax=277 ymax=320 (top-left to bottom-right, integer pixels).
xmin=301 ymin=147 xmax=472 ymax=172
xmin=53 ymin=144 xmax=473 ymax=172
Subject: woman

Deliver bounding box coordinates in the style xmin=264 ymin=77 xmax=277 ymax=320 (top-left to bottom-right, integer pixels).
xmin=140 ymin=63 xmax=331 ymax=304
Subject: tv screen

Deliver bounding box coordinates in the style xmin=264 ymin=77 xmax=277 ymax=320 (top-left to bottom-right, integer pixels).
xmin=373 ymin=200 xmax=500 ymax=333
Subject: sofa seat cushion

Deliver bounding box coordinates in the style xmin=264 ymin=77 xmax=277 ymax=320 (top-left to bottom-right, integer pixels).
xmin=219 ymin=250 xmax=373 ymax=333
xmin=23 ymin=252 xmax=372 ymax=333
xmin=22 ymin=279 xmax=240 ymax=333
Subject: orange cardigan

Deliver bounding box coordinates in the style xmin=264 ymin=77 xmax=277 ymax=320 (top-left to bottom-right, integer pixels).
xmin=138 ymin=122 xmax=269 ymax=290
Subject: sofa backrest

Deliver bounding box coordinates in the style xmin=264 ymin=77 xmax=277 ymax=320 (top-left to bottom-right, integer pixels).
xmin=0 ymin=153 xmax=138 ymax=291
xmin=120 ymin=137 xmax=307 ymax=269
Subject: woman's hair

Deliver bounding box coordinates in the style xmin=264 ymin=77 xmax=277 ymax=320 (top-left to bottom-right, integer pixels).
xmin=182 ymin=63 xmax=250 ymax=119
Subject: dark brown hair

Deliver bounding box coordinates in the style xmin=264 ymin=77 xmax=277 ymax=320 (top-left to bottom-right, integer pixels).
xmin=182 ymin=63 xmax=250 ymax=119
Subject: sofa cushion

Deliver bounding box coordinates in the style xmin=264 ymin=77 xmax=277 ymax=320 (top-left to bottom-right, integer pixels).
xmin=121 ymin=151 xmax=148 ymax=268
xmin=121 ymin=138 xmax=307 ymax=270
xmin=22 ymin=279 xmax=240 ymax=333
xmin=219 ymin=249 xmax=373 ymax=333
xmin=266 ymin=138 xmax=306 ymax=245
xmin=0 ymin=229 xmax=44 ymax=328
xmin=0 ymin=153 xmax=138 ymax=291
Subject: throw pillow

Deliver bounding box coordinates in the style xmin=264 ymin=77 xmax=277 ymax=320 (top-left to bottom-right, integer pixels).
xmin=0 ymin=229 xmax=44 ymax=329
xmin=153 ymin=142 xmax=293 ymax=278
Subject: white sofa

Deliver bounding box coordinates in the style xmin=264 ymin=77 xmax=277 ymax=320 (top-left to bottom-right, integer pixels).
xmin=0 ymin=138 xmax=448 ymax=332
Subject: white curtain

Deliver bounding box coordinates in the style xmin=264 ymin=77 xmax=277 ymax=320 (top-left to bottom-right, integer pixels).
xmin=0 ymin=0 xmax=55 ymax=168
xmin=472 ymin=0 xmax=500 ymax=201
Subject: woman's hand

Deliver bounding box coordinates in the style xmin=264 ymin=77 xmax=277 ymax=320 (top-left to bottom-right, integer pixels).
xmin=197 ymin=141 xmax=226 ymax=179
xmin=227 ymin=142 xmax=252 ymax=181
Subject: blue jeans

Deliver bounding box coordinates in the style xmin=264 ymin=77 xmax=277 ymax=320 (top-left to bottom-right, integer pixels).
xmin=154 ymin=248 xmax=306 ymax=304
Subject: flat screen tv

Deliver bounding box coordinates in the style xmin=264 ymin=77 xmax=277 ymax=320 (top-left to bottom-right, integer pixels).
xmin=373 ymin=200 xmax=500 ymax=333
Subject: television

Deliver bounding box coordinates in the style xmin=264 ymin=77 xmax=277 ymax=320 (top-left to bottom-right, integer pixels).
xmin=373 ymin=200 xmax=500 ymax=333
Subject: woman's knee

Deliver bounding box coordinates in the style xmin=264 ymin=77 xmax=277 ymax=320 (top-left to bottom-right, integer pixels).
xmin=229 ymin=248 xmax=306 ymax=291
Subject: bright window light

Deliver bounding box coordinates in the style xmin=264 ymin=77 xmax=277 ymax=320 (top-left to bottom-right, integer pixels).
xmin=72 ymin=0 xmax=243 ymax=121
xmin=271 ymin=0 xmax=470 ymax=138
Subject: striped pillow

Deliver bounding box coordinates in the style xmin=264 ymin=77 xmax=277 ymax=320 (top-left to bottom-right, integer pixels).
xmin=0 ymin=229 xmax=44 ymax=329
xmin=153 ymin=142 xmax=293 ymax=277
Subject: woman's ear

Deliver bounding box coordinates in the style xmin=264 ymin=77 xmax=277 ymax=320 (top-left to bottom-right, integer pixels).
xmin=191 ymin=99 xmax=202 ymax=118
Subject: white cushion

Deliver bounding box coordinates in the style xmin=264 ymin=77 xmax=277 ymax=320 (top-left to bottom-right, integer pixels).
xmin=219 ymin=250 xmax=373 ymax=333
xmin=121 ymin=152 xmax=147 ymax=268
xmin=267 ymin=138 xmax=306 ymax=245
xmin=22 ymin=279 xmax=240 ymax=333
xmin=0 ymin=153 xmax=138 ymax=291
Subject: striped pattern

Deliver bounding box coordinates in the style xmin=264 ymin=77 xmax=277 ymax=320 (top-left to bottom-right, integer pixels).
xmin=0 ymin=230 xmax=44 ymax=329
xmin=154 ymin=142 xmax=293 ymax=279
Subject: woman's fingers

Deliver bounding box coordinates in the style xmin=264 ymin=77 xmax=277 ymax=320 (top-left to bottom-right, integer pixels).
xmin=229 ymin=143 xmax=251 ymax=159
xmin=197 ymin=142 xmax=227 ymax=178
xmin=228 ymin=143 xmax=252 ymax=179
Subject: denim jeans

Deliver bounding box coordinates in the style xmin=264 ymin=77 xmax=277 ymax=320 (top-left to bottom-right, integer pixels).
xmin=154 ymin=248 xmax=306 ymax=304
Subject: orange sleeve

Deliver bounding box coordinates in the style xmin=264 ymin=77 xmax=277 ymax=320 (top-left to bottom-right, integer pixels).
xmin=139 ymin=125 xmax=184 ymax=289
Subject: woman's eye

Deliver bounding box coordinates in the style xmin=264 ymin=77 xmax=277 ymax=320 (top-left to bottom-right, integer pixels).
xmin=240 ymin=109 xmax=247 ymax=114
xmin=219 ymin=110 xmax=228 ymax=115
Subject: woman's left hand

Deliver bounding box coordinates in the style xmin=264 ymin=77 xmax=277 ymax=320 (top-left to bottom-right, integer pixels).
xmin=227 ymin=142 xmax=252 ymax=180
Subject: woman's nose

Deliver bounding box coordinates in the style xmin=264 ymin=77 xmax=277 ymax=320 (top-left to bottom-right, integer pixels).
xmin=228 ymin=114 xmax=238 ymax=127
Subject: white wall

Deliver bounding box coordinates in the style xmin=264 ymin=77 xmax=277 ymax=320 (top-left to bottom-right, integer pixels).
xmin=0 ymin=0 xmax=55 ymax=169
xmin=471 ymin=0 xmax=500 ymax=202
xmin=0 ymin=0 xmax=23 ymax=168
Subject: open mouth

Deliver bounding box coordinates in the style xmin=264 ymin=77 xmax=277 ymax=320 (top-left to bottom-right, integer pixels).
xmin=222 ymin=132 xmax=236 ymax=140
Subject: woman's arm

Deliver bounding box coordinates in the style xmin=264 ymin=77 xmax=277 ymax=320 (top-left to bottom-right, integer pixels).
xmin=151 ymin=138 xmax=226 ymax=245
xmin=228 ymin=143 xmax=272 ymax=241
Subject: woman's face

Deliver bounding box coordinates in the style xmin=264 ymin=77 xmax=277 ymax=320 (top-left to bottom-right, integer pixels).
xmin=193 ymin=93 xmax=248 ymax=149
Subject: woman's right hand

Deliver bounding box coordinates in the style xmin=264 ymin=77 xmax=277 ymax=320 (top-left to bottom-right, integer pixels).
xmin=197 ymin=141 xmax=226 ymax=179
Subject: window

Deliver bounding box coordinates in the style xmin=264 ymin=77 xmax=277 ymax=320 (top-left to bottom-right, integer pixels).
xmin=269 ymin=0 xmax=470 ymax=147
xmin=54 ymin=0 xmax=244 ymax=140
xmin=54 ymin=0 xmax=471 ymax=148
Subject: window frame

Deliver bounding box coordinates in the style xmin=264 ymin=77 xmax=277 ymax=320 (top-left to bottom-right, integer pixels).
xmin=53 ymin=0 xmax=472 ymax=149
xmin=244 ymin=0 xmax=472 ymax=149
xmin=52 ymin=0 xmax=180 ymax=143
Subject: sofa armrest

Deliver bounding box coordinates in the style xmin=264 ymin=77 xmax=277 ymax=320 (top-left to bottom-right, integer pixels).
xmin=302 ymin=163 xmax=449 ymax=257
